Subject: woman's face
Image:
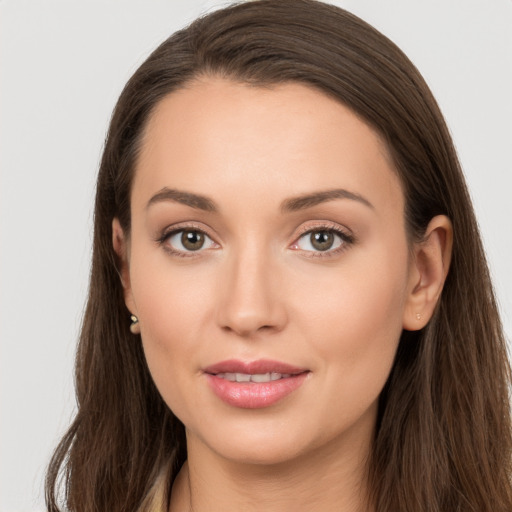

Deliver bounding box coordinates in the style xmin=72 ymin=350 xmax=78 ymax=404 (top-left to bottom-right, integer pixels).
xmin=117 ymin=78 xmax=420 ymax=466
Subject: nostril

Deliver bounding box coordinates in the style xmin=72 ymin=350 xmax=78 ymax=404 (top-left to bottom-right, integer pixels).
xmin=215 ymin=265 xmax=288 ymax=336
xmin=220 ymin=321 xmax=281 ymax=337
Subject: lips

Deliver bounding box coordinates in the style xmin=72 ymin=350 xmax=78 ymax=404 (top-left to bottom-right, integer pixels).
xmin=215 ymin=372 xmax=292 ymax=383
xmin=204 ymin=359 xmax=309 ymax=409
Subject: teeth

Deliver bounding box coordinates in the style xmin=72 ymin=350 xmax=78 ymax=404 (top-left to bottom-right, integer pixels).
xmin=216 ymin=372 xmax=292 ymax=382
xmin=251 ymin=373 xmax=273 ymax=383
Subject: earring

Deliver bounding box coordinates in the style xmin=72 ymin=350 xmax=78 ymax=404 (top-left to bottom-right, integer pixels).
xmin=416 ymin=313 xmax=422 ymax=321
xmin=130 ymin=314 xmax=140 ymax=334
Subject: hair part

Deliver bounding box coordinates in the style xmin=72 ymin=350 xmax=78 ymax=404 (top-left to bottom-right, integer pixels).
xmin=46 ymin=1 xmax=512 ymax=511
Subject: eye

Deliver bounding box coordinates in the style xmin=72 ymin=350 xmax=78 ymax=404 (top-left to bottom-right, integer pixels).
xmin=164 ymin=229 xmax=217 ymax=253
xmin=293 ymin=228 xmax=350 ymax=253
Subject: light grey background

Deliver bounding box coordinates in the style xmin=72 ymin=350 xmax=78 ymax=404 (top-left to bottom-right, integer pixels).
xmin=1 ymin=1 xmax=511 ymax=510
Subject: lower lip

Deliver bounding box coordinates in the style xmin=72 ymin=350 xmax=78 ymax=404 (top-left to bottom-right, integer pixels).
xmin=205 ymin=373 xmax=309 ymax=409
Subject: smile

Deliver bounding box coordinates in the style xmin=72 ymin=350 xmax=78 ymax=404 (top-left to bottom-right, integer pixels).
xmin=204 ymin=359 xmax=309 ymax=409
xmin=215 ymin=372 xmax=292 ymax=382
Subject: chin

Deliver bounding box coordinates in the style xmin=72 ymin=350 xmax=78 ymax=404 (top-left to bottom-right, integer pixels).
xmin=213 ymin=438 xmax=310 ymax=467
xmin=186 ymin=415 xmax=332 ymax=468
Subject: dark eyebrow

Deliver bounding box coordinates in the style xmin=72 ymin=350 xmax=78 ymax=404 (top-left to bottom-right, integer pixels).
xmin=146 ymin=187 xmax=217 ymax=212
xmin=281 ymin=189 xmax=374 ymax=212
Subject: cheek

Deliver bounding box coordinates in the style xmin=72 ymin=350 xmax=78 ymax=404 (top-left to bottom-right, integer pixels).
xmin=299 ymin=278 xmax=405 ymax=447
xmin=294 ymin=238 xmax=408 ymax=336
xmin=334 ymin=264 xmax=407 ymax=345
xmin=128 ymin=249 xmax=216 ymax=404
xmin=130 ymin=240 xmax=214 ymax=333
xmin=293 ymin=242 xmax=409 ymax=401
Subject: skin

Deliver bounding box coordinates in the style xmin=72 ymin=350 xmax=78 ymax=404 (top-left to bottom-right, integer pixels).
xmin=113 ymin=78 xmax=452 ymax=512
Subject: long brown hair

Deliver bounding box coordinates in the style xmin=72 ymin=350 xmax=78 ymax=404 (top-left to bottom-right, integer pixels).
xmin=46 ymin=1 xmax=512 ymax=510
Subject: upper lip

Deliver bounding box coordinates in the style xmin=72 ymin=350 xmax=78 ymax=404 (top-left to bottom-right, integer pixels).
xmin=203 ymin=359 xmax=308 ymax=375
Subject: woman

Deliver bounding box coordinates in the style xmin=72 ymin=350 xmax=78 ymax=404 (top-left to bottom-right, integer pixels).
xmin=45 ymin=1 xmax=512 ymax=511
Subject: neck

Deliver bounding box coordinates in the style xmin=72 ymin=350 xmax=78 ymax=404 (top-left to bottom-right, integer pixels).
xmin=169 ymin=429 xmax=374 ymax=512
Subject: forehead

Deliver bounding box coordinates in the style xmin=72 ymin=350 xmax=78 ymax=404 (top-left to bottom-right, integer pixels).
xmin=133 ymin=77 xmax=403 ymax=216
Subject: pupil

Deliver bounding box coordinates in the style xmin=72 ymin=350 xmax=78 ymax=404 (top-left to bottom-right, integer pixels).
xmin=311 ymin=231 xmax=334 ymax=251
xmin=182 ymin=231 xmax=205 ymax=251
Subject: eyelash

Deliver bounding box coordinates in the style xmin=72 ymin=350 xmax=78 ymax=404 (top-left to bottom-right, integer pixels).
xmin=156 ymin=223 xmax=217 ymax=258
xmin=156 ymin=222 xmax=355 ymax=258
xmin=291 ymin=222 xmax=355 ymax=259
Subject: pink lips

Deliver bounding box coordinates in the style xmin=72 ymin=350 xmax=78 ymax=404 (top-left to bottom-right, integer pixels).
xmin=204 ymin=359 xmax=309 ymax=409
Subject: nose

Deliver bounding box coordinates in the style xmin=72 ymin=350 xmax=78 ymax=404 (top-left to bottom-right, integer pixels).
xmin=215 ymin=245 xmax=288 ymax=337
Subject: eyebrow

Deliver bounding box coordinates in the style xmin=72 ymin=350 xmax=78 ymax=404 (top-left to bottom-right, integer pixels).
xmin=146 ymin=187 xmax=217 ymax=212
xmin=146 ymin=187 xmax=374 ymax=213
xmin=281 ymin=189 xmax=374 ymax=212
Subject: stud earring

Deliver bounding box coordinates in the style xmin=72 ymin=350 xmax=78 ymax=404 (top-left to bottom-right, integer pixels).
xmin=416 ymin=313 xmax=422 ymax=321
xmin=130 ymin=314 xmax=140 ymax=334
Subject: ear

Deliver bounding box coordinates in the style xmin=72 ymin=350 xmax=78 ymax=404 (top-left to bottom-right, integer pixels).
xmin=403 ymin=215 xmax=453 ymax=331
xmin=112 ymin=218 xmax=137 ymax=317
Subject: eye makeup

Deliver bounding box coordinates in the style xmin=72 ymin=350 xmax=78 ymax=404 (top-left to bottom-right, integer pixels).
xmin=154 ymin=219 xmax=355 ymax=260
xmin=290 ymin=220 xmax=355 ymax=259
xmin=154 ymin=221 xmax=220 ymax=258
